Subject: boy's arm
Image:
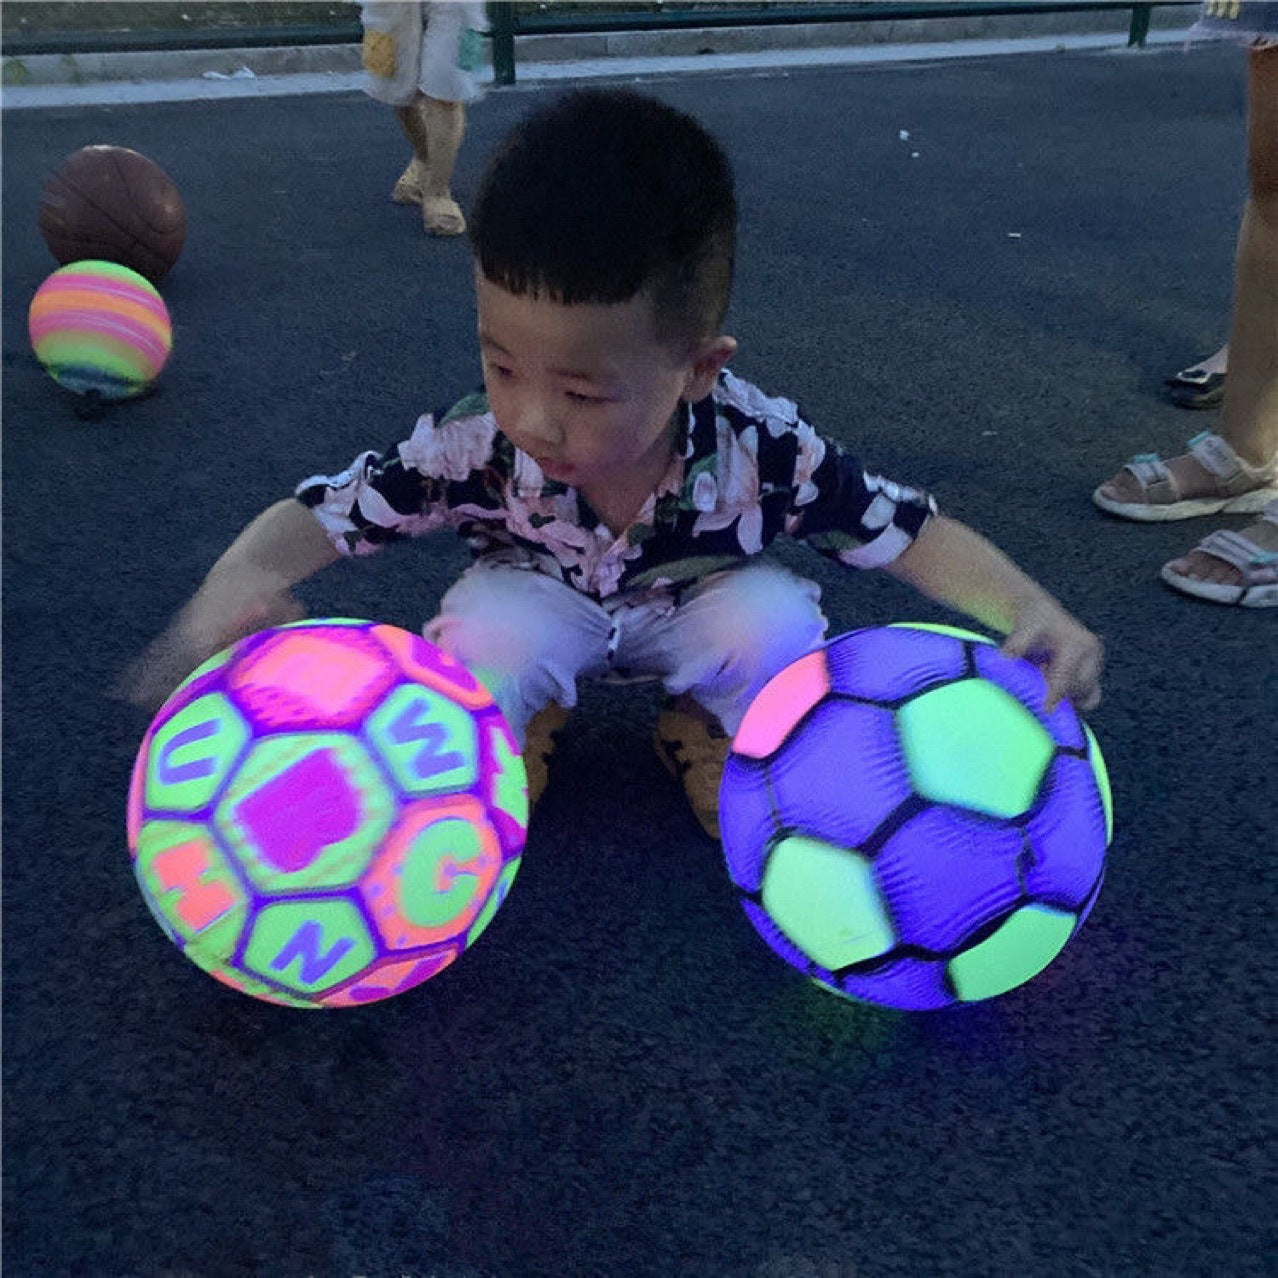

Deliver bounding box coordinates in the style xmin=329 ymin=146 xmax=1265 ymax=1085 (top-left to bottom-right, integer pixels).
xmin=118 ymin=498 xmax=342 ymax=711
xmin=201 ymin=496 xmax=342 ymax=596
xmin=885 ymin=514 xmax=1104 ymax=712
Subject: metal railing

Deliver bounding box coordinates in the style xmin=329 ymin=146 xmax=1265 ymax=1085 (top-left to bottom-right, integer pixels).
xmin=487 ymin=2 xmax=1188 ymax=85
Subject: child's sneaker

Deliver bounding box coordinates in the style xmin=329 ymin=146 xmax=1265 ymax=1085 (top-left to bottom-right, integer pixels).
xmin=523 ymin=703 xmax=571 ymax=808
xmin=653 ymin=694 xmax=731 ymax=840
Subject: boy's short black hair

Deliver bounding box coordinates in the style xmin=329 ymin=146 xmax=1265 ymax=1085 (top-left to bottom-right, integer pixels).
xmin=469 ymin=88 xmax=736 ymax=346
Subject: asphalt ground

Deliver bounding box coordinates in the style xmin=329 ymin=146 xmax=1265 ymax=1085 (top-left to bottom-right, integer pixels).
xmin=3 ymin=40 xmax=1276 ymax=1278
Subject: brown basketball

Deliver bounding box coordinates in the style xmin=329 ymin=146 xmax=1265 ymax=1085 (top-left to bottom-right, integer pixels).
xmin=39 ymin=145 xmax=187 ymax=284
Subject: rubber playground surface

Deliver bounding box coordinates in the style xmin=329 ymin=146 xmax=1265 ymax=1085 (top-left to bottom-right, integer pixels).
xmin=3 ymin=40 xmax=1274 ymax=1278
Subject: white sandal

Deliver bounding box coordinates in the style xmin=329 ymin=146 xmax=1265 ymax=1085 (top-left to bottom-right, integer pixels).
xmin=1159 ymin=503 xmax=1278 ymax=607
xmin=1092 ymin=430 xmax=1278 ymax=522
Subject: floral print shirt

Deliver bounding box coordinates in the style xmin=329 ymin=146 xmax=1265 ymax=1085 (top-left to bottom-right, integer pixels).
xmin=295 ymin=370 xmax=937 ymax=602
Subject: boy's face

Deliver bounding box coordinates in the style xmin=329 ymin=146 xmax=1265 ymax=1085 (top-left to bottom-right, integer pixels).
xmin=476 ymin=275 xmax=735 ymax=494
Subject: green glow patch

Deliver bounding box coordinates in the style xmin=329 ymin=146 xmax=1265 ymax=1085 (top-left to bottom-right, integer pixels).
xmin=276 ymin=617 xmax=370 ymax=629
xmin=133 ymin=820 xmax=246 ymax=952
xmin=762 ymin=835 xmax=895 ymax=970
xmin=399 ymin=817 xmax=486 ymax=929
xmin=145 ymin=693 xmax=250 ymax=814
xmin=244 ymin=898 xmax=375 ymax=995
xmin=365 ymin=683 xmax=479 ymax=796
xmin=468 ymin=856 xmax=521 ymax=947
xmin=489 ymin=726 xmax=529 ymax=828
xmin=889 ymin=621 xmax=994 ymax=645
xmin=948 ymin=904 xmax=1077 ymax=1002
xmin=898 ymin=679 xmax=1053 ymax=818
xmin=1083 ymin=722 xmax=1114 ymax=844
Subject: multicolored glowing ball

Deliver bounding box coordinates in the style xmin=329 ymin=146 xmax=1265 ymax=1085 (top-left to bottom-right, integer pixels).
xmin=28 ymin=259 xmax=172 ymax=400
xmin=719 ymin=623 xmax=1112 ymax=1011
xmin=126 ymin=619 xmax=528 ymax=1008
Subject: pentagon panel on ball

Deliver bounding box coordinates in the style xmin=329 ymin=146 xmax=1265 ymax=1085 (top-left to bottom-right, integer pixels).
xmin=718 ymin=624 xmax=1112 ymax=1011
xmin=127 ymin=620 xmax=528 ymax=1008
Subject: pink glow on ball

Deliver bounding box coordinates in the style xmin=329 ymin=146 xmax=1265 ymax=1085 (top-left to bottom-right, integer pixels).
xmin=732 ymin=650 xmax=831 ymax=759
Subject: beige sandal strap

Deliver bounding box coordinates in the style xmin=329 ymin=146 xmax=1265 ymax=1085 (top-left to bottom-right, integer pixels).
xmin=1192 ymin=528 xmax=1278 ymax=583
xmin=1123 ymin=454 xmax=1179 ymax=501
xmin=1188 ymin=430 xmax=1278 ymax=494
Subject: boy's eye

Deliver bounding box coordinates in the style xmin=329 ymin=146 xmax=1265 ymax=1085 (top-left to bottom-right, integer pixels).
xmin=488 ymin=364 xmax=515 ymax=380
xmin=566 ymin=390 xmax=607 ymax=405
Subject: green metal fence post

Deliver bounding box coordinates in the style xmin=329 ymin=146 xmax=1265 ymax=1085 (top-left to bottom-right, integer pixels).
xmin=1128 ymin=3 xmax=1153 ymax=46
xmin=488 ymin=2 xmax=516 ymax=86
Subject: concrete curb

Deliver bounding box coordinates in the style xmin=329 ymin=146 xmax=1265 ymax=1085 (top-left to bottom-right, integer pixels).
xmin=1 ymin=9 xmax=1198 ymax=109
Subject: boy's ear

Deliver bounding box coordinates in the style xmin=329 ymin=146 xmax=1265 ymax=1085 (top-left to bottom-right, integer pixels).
xmin=681 ymin=335 xmax=738 ymax=403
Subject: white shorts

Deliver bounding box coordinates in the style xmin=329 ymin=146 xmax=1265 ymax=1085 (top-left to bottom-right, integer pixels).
xmin=359 ymin=1 xmax=489 ymax=106
xmin=422 ymin=560 xmax=830 ymax=744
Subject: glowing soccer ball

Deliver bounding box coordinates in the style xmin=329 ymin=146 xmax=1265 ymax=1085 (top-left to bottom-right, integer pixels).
xmin=126 ymin=619 xmax=527 ymax=1007
xmin=719 ymin=624 xmax=1112 ymax=1010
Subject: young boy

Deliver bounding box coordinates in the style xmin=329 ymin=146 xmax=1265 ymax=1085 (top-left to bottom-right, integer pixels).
xmin=123 ymin=89 xmax=1104 ymax=839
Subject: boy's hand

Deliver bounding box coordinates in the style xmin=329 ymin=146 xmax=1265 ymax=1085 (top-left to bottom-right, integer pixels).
xmin=115 ymin=498 xmax=340 ymax=712
xmin=1000 ymin=600 xmax=1104 ymax=714
xmin=884 ymin=515 xmax=1104 ymax=713
xmin=115 ymin=581 xmax=306 ymax=714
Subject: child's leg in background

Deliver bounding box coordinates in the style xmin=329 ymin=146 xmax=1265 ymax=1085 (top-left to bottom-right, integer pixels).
xmin=359 ymin=2 xmax=431 ymax=203
xmin=423 ymin=563 xmax=615 ymax=745
xmin=359 ymin=1 xmax=426 ymax=107
xmin=410 ymin=1 xmax=487 ymax=233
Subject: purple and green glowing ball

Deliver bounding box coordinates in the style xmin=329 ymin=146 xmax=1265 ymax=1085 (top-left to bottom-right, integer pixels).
xmin=126 ymin=620 xmax=527 ymax=1007
xmin=718 ymin=623 xmax=1112 ymax=1011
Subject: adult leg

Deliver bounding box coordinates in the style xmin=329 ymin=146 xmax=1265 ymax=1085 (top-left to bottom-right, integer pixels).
xmin=1218 ymin=47 xmax=1278 ymax=469
xmin=378 ymin=3 xmax=470 ymax=230
xmin=1095 ymin=49 xmax=1278 ymax=517
xmin=1163 ymin=46 xmax=1278 ymax=597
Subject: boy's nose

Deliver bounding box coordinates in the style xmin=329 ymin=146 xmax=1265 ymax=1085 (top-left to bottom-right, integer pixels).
xmin=514 ymin=400 xmax=563 ymax=449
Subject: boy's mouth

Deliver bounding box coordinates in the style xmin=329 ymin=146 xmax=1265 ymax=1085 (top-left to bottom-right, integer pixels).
xmin=536 ymin=456 xmax=574 ymax=480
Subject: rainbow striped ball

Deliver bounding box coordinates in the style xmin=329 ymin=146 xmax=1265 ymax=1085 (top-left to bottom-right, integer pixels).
xmin=28 ymin=259 xmax=172 ymax=399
